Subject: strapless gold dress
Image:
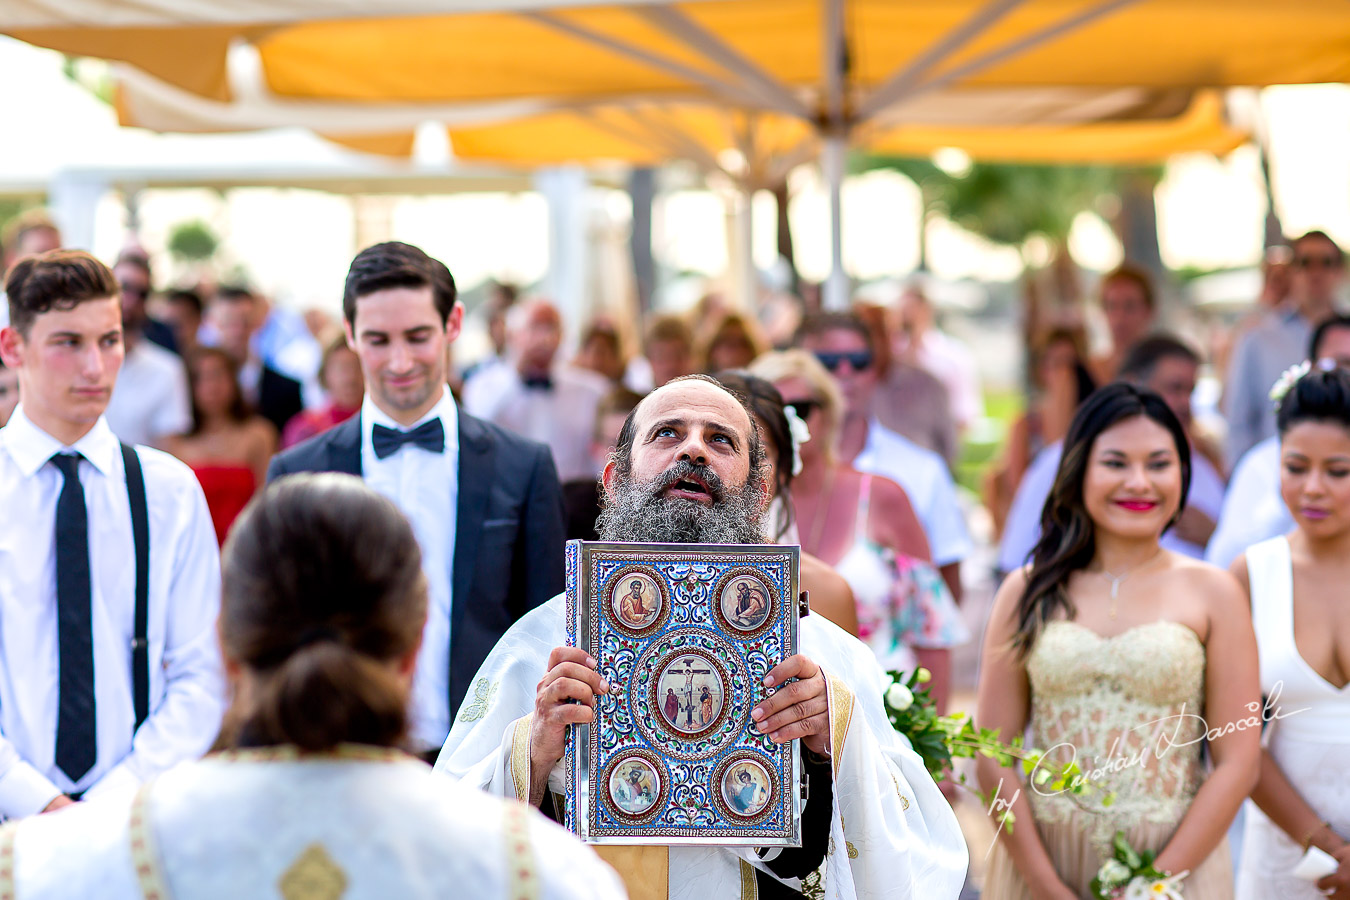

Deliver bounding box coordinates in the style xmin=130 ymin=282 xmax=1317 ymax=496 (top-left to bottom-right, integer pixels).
xmin=982 ymin=620 xmax=1233 ymax=899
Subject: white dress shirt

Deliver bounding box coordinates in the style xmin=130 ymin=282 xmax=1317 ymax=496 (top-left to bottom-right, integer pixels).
xmin=360 ymin=388 xmax=458 ymax=751
xmin=999 ymin=439 xmax=1228 ymax=573
xmin=462 ymin=363 xmax=608 ymax=483
xmin=0 ymin=408 xmax=224 ymax=818
xmin=104 ymin=338 xmax=191 ymax=446
xmin=1206 ymin=436 xmax=1293 ymax=570
xmin=853 ymin=420 xmax=974 ymax=567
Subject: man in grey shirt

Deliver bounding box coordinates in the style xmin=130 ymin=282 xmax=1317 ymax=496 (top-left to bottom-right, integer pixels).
xmin=1224 ymin=229 xmax=1344 ymax=467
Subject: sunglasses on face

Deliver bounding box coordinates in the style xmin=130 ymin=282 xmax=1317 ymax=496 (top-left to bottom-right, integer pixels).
xmin=813 ymin=350 xmax=873 ymax=373
xmin=119 ymin=284 xmax=149 ymax=300
xmin=783 ymin=399 xmax=823 ymax=420
xmin=1295 ymin=255 xmax=1343 ymax=270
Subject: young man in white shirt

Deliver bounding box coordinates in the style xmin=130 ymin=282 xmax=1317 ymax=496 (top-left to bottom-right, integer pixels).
xmin=0 ymin=250 xmax=224 ymax=819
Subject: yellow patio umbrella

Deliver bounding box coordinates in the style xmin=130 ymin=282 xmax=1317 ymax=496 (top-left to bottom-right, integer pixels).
xmin=8 ymin=0 xmax=1340 ymax=304
xmin=112 ymin=56 xmax=1245 ymax=172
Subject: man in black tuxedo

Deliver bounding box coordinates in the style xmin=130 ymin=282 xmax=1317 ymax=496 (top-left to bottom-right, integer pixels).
xmin=267 ymin=242 xmax=565 ymax=758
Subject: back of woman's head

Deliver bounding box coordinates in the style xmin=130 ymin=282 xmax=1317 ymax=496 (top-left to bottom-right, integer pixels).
xmin=218 ymin=474 xmax=428 ymax=752
xmin=714 ymin=370 xmax=796 ymax=527
xmin=1011 ymin=383 xmax=1190 ymax=658
xmin=1277 ymin=363 xmax=1350 ymax=435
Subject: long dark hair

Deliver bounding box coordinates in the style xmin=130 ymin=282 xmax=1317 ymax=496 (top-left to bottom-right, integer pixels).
xmin=187 ymin=346 xmax=251 ymax=434
xmin=216 ymin=474 xmax=428 ymax=751
xmin=714 ymin=370 xmax=795 ymax=539
xmin=1012 ymin=383 xmax=1191 ymax=658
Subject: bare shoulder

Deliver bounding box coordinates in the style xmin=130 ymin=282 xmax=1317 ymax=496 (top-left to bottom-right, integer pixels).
xmin=1227 ymin=552 xmax=1252 ymax=602
xmin=800 ymin=553 xmax=858 ymax=636
xmin=868 ymin=472 xmax=915 ymax=510
xmin=1165 ymin=553 xmax=1248 ymax=633
xmin=986 ymin=565 xmax=1031 ymax=638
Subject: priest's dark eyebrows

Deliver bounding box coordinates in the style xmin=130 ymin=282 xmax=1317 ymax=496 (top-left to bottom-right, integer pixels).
xmin=645 ymin=416 xmax=743 ymax=449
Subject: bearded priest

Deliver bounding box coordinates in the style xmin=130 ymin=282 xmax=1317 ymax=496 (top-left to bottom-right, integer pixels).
xmin=435 ymin=375 xmax=968 ymax=900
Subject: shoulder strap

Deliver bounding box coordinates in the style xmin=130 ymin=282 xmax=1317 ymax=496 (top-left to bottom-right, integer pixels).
xmin=120 ymin=443 xmax=151 ymax=730
xmin=856 ymin=472 xmax=874 ymax=535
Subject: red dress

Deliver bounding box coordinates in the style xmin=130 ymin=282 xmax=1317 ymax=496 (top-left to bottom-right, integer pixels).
xmin=190 ymin=464 xmax=256 ymax=546
xmin=281 ymin=403 xmax=359 ymax=450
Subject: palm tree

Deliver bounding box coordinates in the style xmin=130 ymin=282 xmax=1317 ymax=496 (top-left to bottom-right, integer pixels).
xmin=859 ymin=156 xmax=1169 ymax=341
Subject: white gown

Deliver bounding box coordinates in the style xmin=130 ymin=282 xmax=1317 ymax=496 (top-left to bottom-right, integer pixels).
xmin=0 ymin=745 xmax=626 ymax=900
xmin=1237 ymin=537 xmax=1350 ymax=899
xmin=436 ymin=594 xmax=969 ymax=900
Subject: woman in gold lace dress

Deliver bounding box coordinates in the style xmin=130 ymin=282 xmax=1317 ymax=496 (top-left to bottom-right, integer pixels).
xmin=977 ymin=383 xmax=1261 ymax=899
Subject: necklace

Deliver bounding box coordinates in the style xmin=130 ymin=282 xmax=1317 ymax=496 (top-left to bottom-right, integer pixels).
xmin=1099 ymin=549 xmax=1164 ymax=620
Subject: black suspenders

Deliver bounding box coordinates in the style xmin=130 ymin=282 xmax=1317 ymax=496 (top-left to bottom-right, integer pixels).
xmin=119 ymin=443 xmax=151 ymax=730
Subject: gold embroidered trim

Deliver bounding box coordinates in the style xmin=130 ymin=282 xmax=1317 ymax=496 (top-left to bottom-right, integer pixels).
xmin=209 ymin=744 xmax=411 ymax=765
xmin=129 ymin=782 xmax=173 ymax=900
xmin=0 ymin=823 xmax=17 ymax=900
xmin=503 ymin=801 xmax=540 ymax=900
xmin=823 ymin=670 xmax=854 ymax=779
xmin=278 ymin=843 xmax=347 ymax=900
xmin=890 ymin=773 xmax=911 ymax=811
xmin=510 ymin=714 xmax=534 ymax=804
xmin=738 ymin=859 xmax=758 ymax=900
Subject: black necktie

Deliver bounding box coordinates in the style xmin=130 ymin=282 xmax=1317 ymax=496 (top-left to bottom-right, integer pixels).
xmin=521 ymin=374 xmax=553 ymax=390
xmin=51 ymin=453 xmax=96 ymax=783
xmin=371 ymin=419 xmax=445 ymax=460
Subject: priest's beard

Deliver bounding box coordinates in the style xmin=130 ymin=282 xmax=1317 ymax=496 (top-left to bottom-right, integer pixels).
xmin=598 ymin=459 xmax=765 ymax=545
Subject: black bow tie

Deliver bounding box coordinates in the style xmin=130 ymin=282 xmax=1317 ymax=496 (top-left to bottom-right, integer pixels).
xmin=521 ymin=374 xmax=553 ymax=390
xmin=372 ymin=419 xmax=445 ymax=459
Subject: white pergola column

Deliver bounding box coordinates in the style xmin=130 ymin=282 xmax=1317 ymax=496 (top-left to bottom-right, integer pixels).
xmin=534 ymin=165 xmax=590 ymax=329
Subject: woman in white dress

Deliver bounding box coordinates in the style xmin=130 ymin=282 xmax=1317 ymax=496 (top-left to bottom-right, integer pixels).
xmin=1234 ymin=363 xmax=1350 ymax=899
xmin=1 ymin=474 xmax=625 ymax=900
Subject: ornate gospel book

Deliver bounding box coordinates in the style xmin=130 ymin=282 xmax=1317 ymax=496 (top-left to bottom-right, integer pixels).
xmin=564 ymin=540 xmax=802 ymax=846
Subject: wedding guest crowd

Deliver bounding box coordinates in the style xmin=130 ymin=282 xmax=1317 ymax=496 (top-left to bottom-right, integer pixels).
xmin=3 ymin=211 xmax=1350 ymax=899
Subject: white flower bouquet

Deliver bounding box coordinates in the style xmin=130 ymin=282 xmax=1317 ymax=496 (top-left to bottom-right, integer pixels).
xmin=1090 ymin=831 xmax=1187 ymax=899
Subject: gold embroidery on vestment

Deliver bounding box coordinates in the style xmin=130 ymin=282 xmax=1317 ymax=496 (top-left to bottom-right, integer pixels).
xmin=510 ymin=714 xmax=534 ymax=804
xmin=459 ymin=678 xmax=498 ymax=722
xmin=278 ymin=844 xmax=347 ymax=900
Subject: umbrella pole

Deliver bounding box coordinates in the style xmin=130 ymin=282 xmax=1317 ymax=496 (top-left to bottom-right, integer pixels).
xmin=822 ymin=133 xmax=848 ymax=310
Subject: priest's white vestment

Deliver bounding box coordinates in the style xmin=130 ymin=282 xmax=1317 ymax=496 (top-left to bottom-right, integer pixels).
xmin=1 ymin=745 xmax=627 ymax=900
xmin=435 ymin=595 xmax=969 ymax=900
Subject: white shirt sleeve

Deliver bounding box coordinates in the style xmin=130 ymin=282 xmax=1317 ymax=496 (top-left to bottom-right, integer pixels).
xmin=85 ymin=466 xmax=225 ymax=800
xmin=997 ymin=444 xmax=1061 ymax=574
xmin=1205 ymin=439 xmax=1291 ymax=570
xmin=0 ymin=750 xmax=63 ymax=819
xmin=148 ymin=354 xmax=193 ymax=442
xmin=923 ymin=462 xmax=974 ymax=567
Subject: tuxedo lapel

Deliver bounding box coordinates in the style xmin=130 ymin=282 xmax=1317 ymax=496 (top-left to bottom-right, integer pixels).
xmin=452 ymin=413 xmax=493 ymax=627
xmin=326 ymin=414 xmax=364 ymax=476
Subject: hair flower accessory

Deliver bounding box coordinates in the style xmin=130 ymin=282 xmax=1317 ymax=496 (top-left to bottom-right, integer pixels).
xmin=1269 ymin=360 xmax=1312 ymax=407
xmin=782 ymin=404 xmax=811 ymax=477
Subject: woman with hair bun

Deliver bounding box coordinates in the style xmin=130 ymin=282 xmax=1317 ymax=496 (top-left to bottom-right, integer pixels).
xmin=1234 ymin=364 xmax=1350 ymax=899
xmin=0 ymin=474 xmax=625 ymax=900
xmin=978 ymin=382 xmax=1260 ymax=899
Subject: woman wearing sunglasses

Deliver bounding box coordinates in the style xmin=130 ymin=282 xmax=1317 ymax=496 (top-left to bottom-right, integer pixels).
xmin=714 ymin=370 xmax=858 ymax=637
xmin=749 ymin=350 xmax=967 ymax=711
